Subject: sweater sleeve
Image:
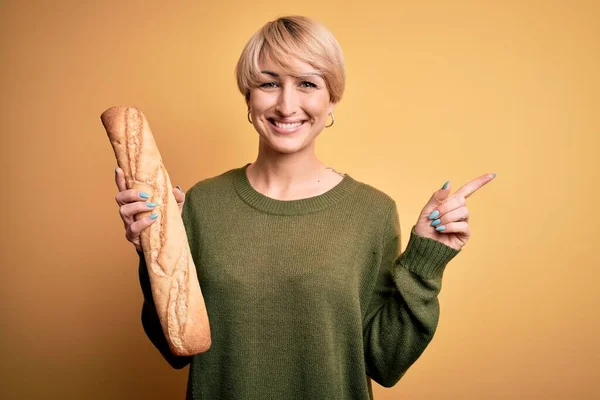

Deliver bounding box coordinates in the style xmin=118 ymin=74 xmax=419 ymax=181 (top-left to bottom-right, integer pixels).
xmin=138 ymin=249 xmax=193 ymax=369
xmin=363 ymin=201 xmax=460 ymax=387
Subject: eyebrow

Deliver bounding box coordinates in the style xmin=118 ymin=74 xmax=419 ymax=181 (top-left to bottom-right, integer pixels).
xmin=260 ymin=70 xmax=323 ymax=79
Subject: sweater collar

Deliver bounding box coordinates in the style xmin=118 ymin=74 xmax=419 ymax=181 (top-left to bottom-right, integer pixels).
xmin=233 ymin=163 xmax=359 ymax=215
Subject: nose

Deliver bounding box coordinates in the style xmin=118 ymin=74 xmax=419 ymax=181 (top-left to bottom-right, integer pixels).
xmin=275 ymin=84 xmax=298 ymax=117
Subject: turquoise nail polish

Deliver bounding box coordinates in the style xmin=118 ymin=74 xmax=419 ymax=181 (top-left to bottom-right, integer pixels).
xmin=428 ymin=210 xmax=439 ymax=220
xmin=441 ymin=181 xmax=450 ymax=190
xmin=435 ymin=225 xmax=446 ymax=232
xmin=149 ymin=213 xmax=159 ymax=220
xmin=146 ymin=202 xmax=157 ymax=208
xmin=430 ymin=218 xmax=441 ymax=227
xmin=139 ymin=192 xmax=150 ymax=199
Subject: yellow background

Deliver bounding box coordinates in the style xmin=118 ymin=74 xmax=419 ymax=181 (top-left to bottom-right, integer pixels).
xmin=2 ymin=0 xmax=598 ymax=398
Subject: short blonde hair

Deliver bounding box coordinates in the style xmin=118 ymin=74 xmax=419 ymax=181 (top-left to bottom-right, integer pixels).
xmin=235 ymin=16 xmax=345 ymax=103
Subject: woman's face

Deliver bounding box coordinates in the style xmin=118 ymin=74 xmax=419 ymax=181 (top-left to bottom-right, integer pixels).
xmin=247 ymin=56 xmax=335 ymax=155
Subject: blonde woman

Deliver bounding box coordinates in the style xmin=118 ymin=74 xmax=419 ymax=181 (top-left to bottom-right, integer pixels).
xmin=114 ymin=15 xmax=495 ymax=399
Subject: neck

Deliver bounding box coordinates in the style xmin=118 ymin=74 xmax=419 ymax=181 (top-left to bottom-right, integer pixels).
xmin=247 ymin=142 xmax=327 ymax=196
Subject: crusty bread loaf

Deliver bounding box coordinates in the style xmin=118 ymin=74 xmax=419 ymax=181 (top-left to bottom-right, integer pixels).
xmin=101 ymin=106 xmax=211 ymax=356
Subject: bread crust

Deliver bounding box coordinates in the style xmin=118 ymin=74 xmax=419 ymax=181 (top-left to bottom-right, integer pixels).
xmin=101 ymin=106 xmax=211 ymax=355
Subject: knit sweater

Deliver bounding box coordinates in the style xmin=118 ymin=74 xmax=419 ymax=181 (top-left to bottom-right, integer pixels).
xmin=137 ymin=163 xmax=460 ymax=399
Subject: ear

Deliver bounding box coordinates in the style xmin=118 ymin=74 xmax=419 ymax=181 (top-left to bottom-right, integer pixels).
xmin=245 ymin=89 xmax=252 ymax=107
xmin=329 ymin=101 xmax=337 ymax=114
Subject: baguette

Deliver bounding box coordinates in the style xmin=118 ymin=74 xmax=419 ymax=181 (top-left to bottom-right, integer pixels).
xmin=101 ymin=106 xmax=211 ymax=356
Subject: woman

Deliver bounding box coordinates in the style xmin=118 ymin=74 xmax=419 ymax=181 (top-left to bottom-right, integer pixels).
xmin=114 ymin=15 xmax=494 ymax=399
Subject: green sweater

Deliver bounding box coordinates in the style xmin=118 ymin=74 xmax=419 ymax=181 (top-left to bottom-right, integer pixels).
xmin=138 ymin=164 xmax=460 ymax=399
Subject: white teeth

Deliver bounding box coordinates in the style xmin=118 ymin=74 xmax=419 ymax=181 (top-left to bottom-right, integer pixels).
xmin=274 ymin=120 xmax=302 ymax=129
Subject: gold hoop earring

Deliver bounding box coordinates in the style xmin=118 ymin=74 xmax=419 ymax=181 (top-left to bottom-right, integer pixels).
xmin=247 ymin=110 xmax=253 ymax=124
xmin=325 ymin=112 xmax=335 ymax=128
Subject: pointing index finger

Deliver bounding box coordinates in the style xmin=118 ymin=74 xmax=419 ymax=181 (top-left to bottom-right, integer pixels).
xmin=453 ymin=173 xmax=496 ymax=199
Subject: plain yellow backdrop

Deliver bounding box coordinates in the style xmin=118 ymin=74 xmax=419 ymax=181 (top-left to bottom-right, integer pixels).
xmin=1 ymin=1 xmax=598 ymax=399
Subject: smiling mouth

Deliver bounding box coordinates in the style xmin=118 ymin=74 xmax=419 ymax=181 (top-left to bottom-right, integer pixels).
xmin=268 ymin=119 xmax=306 ymax=130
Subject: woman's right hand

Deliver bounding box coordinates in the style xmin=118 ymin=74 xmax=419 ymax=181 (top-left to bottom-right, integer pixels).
xmin=114 ymin=167 xmax=185 ymax=252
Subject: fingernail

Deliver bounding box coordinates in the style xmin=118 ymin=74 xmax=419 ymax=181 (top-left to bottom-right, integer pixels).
xmin=441 ymin=181 xmax=450 ymax=190
xmin=435 ymin=225 xmax=446 ymax=231
xmin=149 ymin=213 xmax=159 ymax=220
xmin=430 ymin=218 xmax=441 ymax=227
xmin=115 ymin=167 xmax=119 ymax=174
xmin=175 ymin=185 xmax=183 ymax=193
xmin=428 ymin=210 xmax=440 ymax=220
xmin=139 ymin=192 xmax=150 ymax=199
xmin=146 ymin=202 xmax=157 ymax=208
xmin=492 ymin=173 xmax=496 ymax=178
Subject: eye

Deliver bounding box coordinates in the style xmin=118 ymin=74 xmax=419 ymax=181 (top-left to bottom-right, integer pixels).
xmin=299 ymin=81 xmax=318 ymax=89
xmin=259 ymin=82 xmax=279 ymax=89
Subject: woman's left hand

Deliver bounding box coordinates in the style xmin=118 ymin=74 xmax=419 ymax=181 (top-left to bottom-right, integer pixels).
xmin=413 ymin=173 xmax=496 ymax=251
